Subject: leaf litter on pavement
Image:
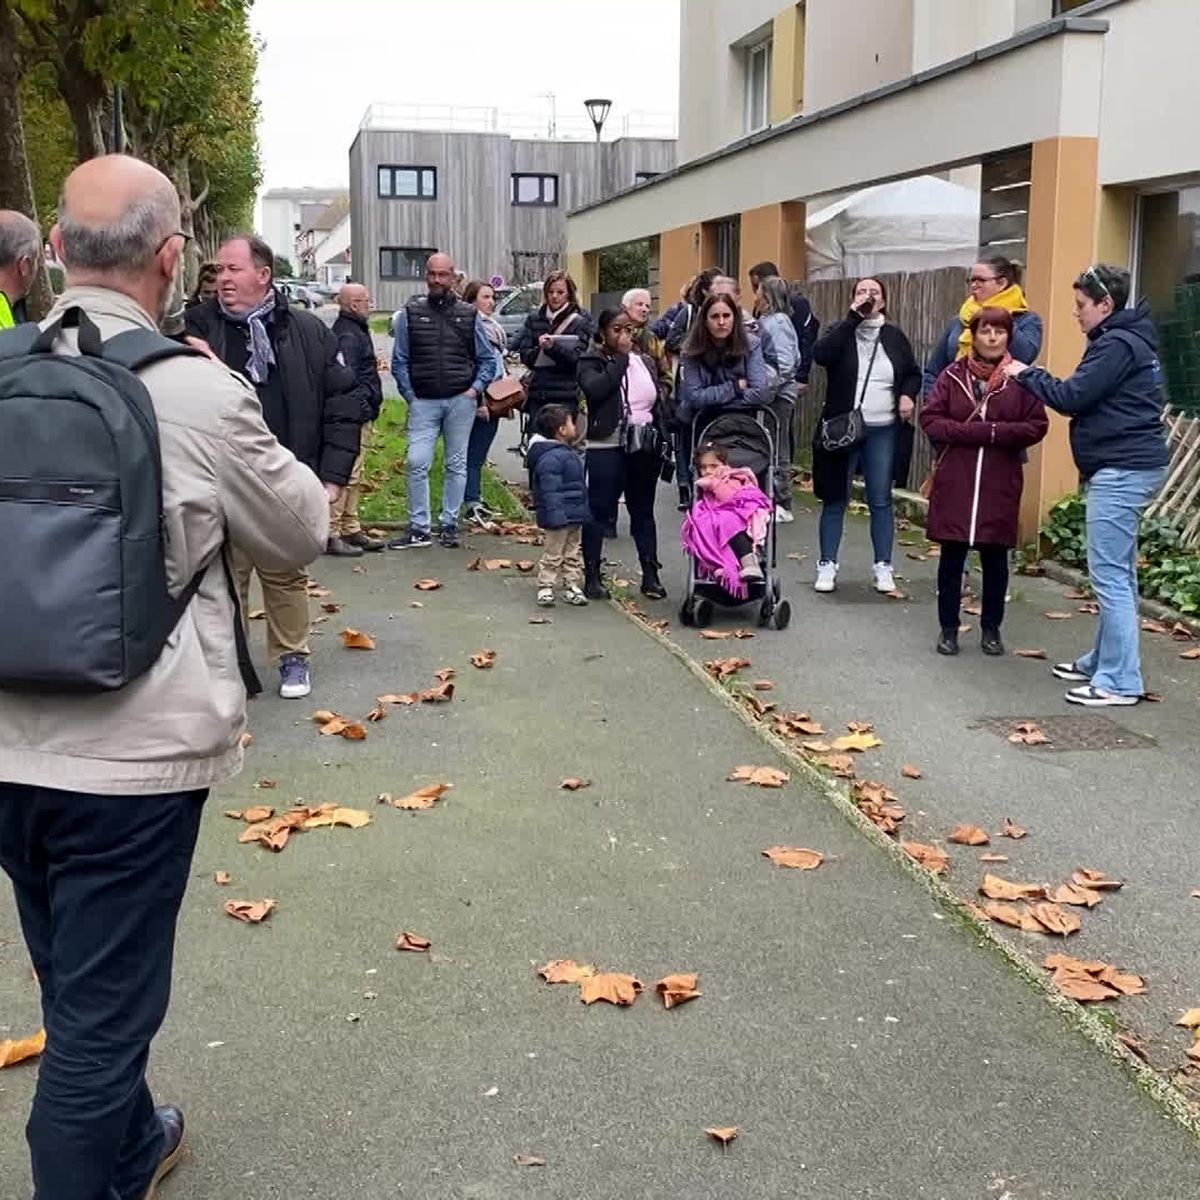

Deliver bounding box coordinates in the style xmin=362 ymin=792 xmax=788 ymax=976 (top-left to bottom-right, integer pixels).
xmin=727 ymin=765 xmax=789 ymax=788
xmin=762 ymin=846 xmax=824 ymax=870
xmin=0 ymin=1028 xmax=46 ymax=1069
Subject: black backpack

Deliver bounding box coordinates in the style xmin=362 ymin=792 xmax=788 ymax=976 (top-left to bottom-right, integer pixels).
xmin=0 ymin=306 xmax=260 ymax=694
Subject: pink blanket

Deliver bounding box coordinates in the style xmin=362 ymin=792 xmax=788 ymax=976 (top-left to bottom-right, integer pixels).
xmin=681 ymin=478 xmax=773 ymax=599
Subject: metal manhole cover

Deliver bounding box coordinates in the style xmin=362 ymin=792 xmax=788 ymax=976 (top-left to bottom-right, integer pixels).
xmin=973 ymin=714 xmax=1157 ymax=751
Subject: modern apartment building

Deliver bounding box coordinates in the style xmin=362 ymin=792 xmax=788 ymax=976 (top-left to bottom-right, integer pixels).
xmin=258 ymin=186 xmax=346 ymax=269
xmin=349 ymin=105 xmax=675 ymax=310
xmin=566 ymin=0 xmax=1200 ymax=532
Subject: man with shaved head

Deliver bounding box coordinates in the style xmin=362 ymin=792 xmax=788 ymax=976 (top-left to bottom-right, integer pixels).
xmin=0 ymin=208 xmax=41 ymax=328
xmin=388 ymin=250 xmax=497 ymax=548
xmin=327 ymin=281 xmax=385 ymax=554
xmin=0 ymin=155 xmax=328 ymax=1198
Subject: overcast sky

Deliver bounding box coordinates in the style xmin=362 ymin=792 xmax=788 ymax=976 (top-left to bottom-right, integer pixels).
xmin=251 ymin=0 xmax=681 ymax=194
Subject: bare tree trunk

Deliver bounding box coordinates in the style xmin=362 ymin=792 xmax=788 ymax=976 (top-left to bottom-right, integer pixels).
xmin=0 ymin=0 xmax=53 ymax=319
xmin=55 ymin=43 xmax=107 ymax=163
xmin=171 ymin=155 xmax=204 ymax=298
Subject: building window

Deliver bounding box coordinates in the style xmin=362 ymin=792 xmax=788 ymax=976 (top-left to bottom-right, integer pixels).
xmin=379 ymin=246 xmax=435 ymax=280
xmin=511 ymin=173 xmax=559 ymax=207
xmin=377 ymin=165 xmax=437 ymax=200
xmin=634 ymin=171 xmax=661 ymax=185
xmin=744 ymin=40 xmax=772 ymax=133
xmin=1053 ymin=0 xmax=1094 ymax=12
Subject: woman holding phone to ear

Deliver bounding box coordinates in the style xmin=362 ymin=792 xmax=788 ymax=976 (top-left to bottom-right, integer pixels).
xmin=810 ymin=277 xmax=921 ymax=595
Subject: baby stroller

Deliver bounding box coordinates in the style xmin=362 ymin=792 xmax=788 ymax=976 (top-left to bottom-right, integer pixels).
xmin=679 ymin=405 xmax=792 ymax=631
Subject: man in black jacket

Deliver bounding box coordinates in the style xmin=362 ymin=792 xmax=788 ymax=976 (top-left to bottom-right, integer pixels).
xmin=185 ymin=233 xmax=360 ymax=700
xmin=328 ymin=282 xmax=385 ymax=556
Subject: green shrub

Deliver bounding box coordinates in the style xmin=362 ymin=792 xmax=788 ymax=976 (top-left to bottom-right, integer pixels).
xmin=1041 ymin=493 xmax=1200 ymax=615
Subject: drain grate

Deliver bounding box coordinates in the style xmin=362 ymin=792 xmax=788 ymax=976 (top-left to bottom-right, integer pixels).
xmin=973 ymin=714 xmax=1157 ymax=752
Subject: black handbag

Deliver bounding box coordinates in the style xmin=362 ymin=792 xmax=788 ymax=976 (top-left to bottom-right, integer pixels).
xmin=619 ymin=363 xmax=662 ymax=457
xmin=819 ymin=333 xmax=880 ymax=453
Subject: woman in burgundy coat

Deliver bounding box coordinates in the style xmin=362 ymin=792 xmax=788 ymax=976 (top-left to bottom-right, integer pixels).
xmin=920 ymin=307 xmax=1048 ymax=657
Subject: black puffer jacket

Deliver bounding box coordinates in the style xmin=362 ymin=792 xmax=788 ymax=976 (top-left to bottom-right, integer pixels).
xmin=332 ymin=310 xmax=384 ymax=422
xmin=186 ymin=291 xmax=361 ymax=485
xmin=577 ymin=347 xmax=665 ymax=442
xmin=513 ymin=303 xmax=594 ymax=414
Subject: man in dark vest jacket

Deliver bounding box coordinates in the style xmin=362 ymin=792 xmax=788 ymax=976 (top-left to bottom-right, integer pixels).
xmin=186 ymin=233 xmax=360 ymax=700
xmin=388 ymin=251 xmax=497 ymax=549
xmin=328 ymin=282 xmax=385 ymax=556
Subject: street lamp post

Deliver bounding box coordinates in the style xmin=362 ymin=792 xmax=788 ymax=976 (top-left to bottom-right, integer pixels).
xmin=584 ymin=98 xmax=612 ymax=143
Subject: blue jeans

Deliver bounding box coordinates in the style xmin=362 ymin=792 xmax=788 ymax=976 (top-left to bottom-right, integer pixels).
xmin=465 ymin=413 xmax=500 ymax=506
xmin=818 ymin=421 xmax=896 ymax=563
xmin=407 ymin=394 xmax=477 ymax=531
xmin=1076 ymin=465 xmax=1167 ymax=695
xmin=0 ymin=783 xmax=206 ymax=1200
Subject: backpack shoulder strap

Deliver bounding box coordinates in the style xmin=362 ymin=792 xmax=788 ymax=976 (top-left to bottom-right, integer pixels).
xmin=101 ymin=328 xmax=204 ymax=372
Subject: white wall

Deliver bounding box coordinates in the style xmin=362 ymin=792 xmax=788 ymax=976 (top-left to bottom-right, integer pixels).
xmin=1096 ymin=0 xmax=1199 ymax=186
xmin=259 ymin=198 xmax=299 ymax=265
xmin=678 ymin=0 xmax=784 ymax=164
xmin=911 ymin=0 xmax=1054 ymax=74
xmin=802 ymin=0 xmax=915 ymax=112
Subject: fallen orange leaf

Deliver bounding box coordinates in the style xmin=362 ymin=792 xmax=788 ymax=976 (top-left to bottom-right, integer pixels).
xmin=1047 ymin=883 xmax=1104 ymax=909
xmin=1071 ymin=867 xmax=1123 ymax=891
xmin=241 ymin=804 xmax=274 ymax=824
xmin=560 ymin=778 xmax=591 ymax=791
xmin=1097 ymin=965 xmax=1146 ymax=995
xmin=902 ymin=841 xmax=949 ymax=875
xmin=762 ymin=846 xmax=824 ymax=870
xmin=470 ymin=648 xmax=498 ymax=669
xmin=979 ymin=874 xmax=1044 ymax=902
xmin=1044 ymin=611 xmax=1073 ymax=620
xmin=366 ymin=701 xmax=389 ymax=722
xmin=579 ymin=972 xmax=643 ymax=1006
xmin=846 ymin=720 xmax=875 ymax=733
xmin=817 ymin=753 xmax=857 ymax=778
xmin=516 ymin=561 xmax=536 ymax=573
xmin=753 ymin=680 xmax=776 ymax=692
xmin=434 ymin=667 xmax=456 ymax=682
xmin=830 ymin=730 xmax=883 ymax=752
xmin=255 ymin=778 xmax=277 ymax=791
xmin=538 ymin=959 xmax=597 ymax=984
xmin=979 ymin=852 xmax=1009 ymax=863
xmin=414 ymin=578 xmax=442 ymax=591
xmin=512 ymin=1153 xmax=547 ymax=1167
xmin=727 ymin=765 xmax=789 ymax=788
xmin=419 ymin=681 xmax=455 ymax=703
xmin=240 ymin=731 xmax=253 ymax=748
xmin=777 ymin=712 xmax=825 ymax=736
xmin=656 ymin=972 xmax=702 ymax=1009
xmin=1141 ymin=618 xmax=1170 ymax=634
xmin=705 ymin=1126 xmax=740 ymax=1148
xmin=340 ymin=628 xmax=376 ymax=650
xmin=1008 ymin=721 xmax=1050 ymax=746
xmin=900 ymin=764 xmax=923 ymax=779
xmin=947 ymin=824 xmax=990 ymax=846
xmin=213 ymin=871 xmax=231 ymax=885
xmin=1014 ymin=648 xmax=1048 ymax=659
xmin=1029 ymin=902 xmax=1081 ymax=937
xmin=1002 ymin=818 xmax=1028 ymax=839
xmin=377 ymin=692 xmax=419 ymax=706
xmin=705 ymin=657 xmax=751 ymax=679
xmin=224 ymin=899 xmax=275 ymax=924
xmin=0 ymin=1028 xmax=46 ymax=1069
xmin=301 ymin=805 xmax=371 ymax=830
xmin=396 ymin=931 xmax=432 ymax=952
xmin=1054 ymin=971 xmax=1120 ymax=1002
xmin=379 ymin=783 xmax=451 ymax=810
xmin=981 ymin=901 xmax=1026 ymax=929
xmin=1180 ymin=647 xmax=1200 ymax=660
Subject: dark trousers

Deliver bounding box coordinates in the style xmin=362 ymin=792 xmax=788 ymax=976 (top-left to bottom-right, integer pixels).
xmin=0 ymin=783 xmax=206 ymax=1200
xmin=583 ymin=448 xmax=660 ymax=571
xmin=465 ymin=414 xmax=501 ymax=506
xmin=937 ymin=541 xmax=1009 ymax=632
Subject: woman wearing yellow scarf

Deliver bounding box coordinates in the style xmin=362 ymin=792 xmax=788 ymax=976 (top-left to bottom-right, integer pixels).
xmin=922 ymin=255 xmax=1043 ymax=396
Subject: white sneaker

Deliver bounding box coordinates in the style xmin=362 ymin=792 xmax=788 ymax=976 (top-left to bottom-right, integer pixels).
xmin=774 ymin=505 xmax=794 ymax=524
xmin=873 ymin=562 xmax=896 ymax=593
xmin=536 ymin=587 xmax=555 ymax=607
xmin=562 ymin=587 xmax=589 ymax=607
xmin=814 ymin=561 xmax=838 ymax=593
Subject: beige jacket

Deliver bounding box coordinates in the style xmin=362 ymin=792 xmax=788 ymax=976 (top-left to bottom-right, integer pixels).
xmin=0 ymin=287 xmax=329 ymax=795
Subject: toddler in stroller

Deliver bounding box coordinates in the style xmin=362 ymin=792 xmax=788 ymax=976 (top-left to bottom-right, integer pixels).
xmin=679 ymin=409 xmax=792 ymax=630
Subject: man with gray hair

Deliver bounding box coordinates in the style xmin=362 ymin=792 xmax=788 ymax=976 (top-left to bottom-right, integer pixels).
xmin=0 ymin=209 xmax=41 ymax=328
xmin=0 ymin=154 xmax=328 ymax=1199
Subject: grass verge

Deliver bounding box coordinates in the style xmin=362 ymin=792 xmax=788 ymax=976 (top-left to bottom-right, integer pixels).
xmin=358 ymin=400 xmax=526 ymax=526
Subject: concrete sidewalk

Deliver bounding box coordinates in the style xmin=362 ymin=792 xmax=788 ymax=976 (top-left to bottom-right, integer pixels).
xmin=577 ymin=441 xmax=1200 ymax=1087
xmin=5 ymin=505 xmax=1199 ymax=1197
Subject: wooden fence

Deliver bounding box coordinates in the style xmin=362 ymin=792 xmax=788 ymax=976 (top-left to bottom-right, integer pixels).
xmin=1145 ymin=408 xmax=1200 ymax=545
xmin=797 ymin=267 xmax=966 ymax=487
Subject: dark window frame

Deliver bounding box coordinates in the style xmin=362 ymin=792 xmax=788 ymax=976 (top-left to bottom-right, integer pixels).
xmin=379 ymin=246 xmax=437 ymax=281
xmin=511 ymin=173 xmax=559 ymax=208
xmin=634 ymin=171 xmax=661 ymax=185
xmin=377 ymin=164 xmax=438 ymax=201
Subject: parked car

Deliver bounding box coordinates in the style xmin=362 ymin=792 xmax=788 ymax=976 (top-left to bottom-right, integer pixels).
xmin=495 ymin=283 xmax=544 ymax=344
xmin=280 ymin=281 xmax=322 ymax=309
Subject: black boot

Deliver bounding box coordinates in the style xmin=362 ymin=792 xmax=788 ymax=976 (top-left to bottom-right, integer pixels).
xmin=981 ymin=627 xmax=1005 ymax=656
xmin=583 ymin=566 xmax=610 ymax=601
xmin=936 ymin=627 xmax=960 ymax=656
xmin=677 ymin=484 xmax=690 ymax=512
xmin=640 ymin=560 xmax=667 ymax=600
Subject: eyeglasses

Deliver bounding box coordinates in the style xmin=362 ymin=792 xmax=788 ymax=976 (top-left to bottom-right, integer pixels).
xmin=154 ymin=231 xmax=192 ymax=254
xmin=967 ymin=274 xmax=998 ymax=286
xmin=1081 ymin=266 xmax=1111 ymax=300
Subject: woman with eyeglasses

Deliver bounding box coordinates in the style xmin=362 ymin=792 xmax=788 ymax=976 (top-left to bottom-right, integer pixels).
xmin=577 ymin=308 xmax=669 ymax=601
xmin=922 ymin=255 xmax=1043 ymax=396
xmin=1004 ymin=264 xmax=1168 ymax=708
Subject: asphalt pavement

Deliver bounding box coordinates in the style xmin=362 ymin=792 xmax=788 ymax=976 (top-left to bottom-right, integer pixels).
xmin=4 ymin=492 xmax=1200 ymax=1197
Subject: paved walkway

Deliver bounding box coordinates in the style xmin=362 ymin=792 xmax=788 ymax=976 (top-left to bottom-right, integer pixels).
xmin=3 ymin=475 xmax=1199 ymax=1196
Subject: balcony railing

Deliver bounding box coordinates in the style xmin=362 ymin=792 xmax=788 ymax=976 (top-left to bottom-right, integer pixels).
xmin=359 ymin=102 xmax=677 ymax=143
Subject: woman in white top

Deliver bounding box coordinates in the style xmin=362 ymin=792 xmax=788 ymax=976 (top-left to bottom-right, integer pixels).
xmin=810 ymin=277 xmax=922 ymax=594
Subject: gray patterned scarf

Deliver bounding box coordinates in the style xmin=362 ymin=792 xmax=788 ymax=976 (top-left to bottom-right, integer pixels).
xmin=219 ymin=290 xmax=278 ymax=384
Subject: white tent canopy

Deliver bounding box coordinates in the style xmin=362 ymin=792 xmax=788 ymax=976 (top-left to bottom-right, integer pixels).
xmin=805 ymin=175 xmax=981 ymax=280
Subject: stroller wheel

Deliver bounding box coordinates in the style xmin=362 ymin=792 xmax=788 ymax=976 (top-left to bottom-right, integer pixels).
xmin=692 ymin=597 xmax=713 ymax=628
xmin=770 ymin=599 xmax=792 ymax=631
xmin=771 ymin=577 xmax=782 ymax=602
xmin=679 ymin=599 xmax=695 ymax=627
xmin=757 ymin=597 xmax=773 ymax=628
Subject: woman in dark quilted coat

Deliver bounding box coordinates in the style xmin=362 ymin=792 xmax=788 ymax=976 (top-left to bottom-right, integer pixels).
xmin=920 ymin=307 xmax=1048 ymax=658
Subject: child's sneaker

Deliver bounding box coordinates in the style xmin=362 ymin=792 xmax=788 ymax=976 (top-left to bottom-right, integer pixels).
xmin=739 ymin=552 xmax=764 ymax=582
xmin=536 ymin=587 xmax=556 ymax=607
xmin=562 ymin=586 xmax=589 ymax=606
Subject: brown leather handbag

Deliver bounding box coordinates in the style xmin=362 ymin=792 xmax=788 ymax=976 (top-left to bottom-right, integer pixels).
xmin=485 ymin=373 xmax=526 ymax=419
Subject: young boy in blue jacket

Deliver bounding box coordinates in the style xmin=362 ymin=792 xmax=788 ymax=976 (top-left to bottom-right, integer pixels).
xmin=527 ymin=404 xmax=591 ymax=607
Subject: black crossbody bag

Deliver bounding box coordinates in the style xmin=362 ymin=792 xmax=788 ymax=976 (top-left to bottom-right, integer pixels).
xmin=819 ymin=334 xmax=880 ymax=453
